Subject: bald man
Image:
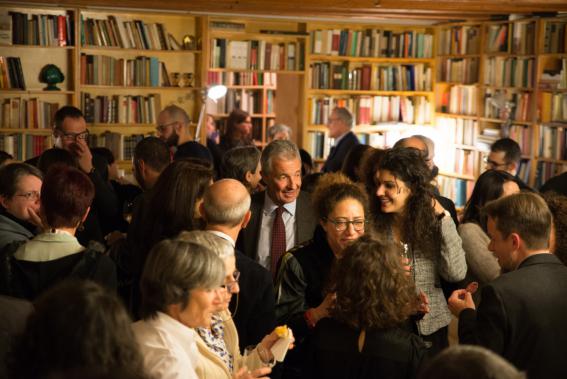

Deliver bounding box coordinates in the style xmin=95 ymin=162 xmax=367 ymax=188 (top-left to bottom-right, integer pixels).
xmin=200 ymin=179 xmax=276 ymax=351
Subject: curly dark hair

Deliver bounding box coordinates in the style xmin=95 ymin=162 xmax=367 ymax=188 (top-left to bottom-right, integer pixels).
xmin=330 ymin=235 xmax=418 ymax=329
xmin=360 ymin=148 xmax=387 ymax=215
xmin=341 ymin=144 xmax=375 ymax=182
xmin=8 ymin=280 xmax=147 ymax=379
xmin=542 ymin=192 xmax=567 ymax=265
xmin=461 ymin=170 xmax=521 ymax=232
xmin=374 ymin=147 xmax=441 ymax=259
xmin=311 ymin=172 xmax=368 ymax=221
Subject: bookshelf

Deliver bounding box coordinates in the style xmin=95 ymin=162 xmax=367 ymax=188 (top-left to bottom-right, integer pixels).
xmin=206 ymin=17 xmax=306 ymax=146
xmin=303 ymin=22 xmax=436 ymax=164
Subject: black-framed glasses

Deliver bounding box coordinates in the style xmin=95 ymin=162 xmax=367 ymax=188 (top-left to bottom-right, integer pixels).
xmin=15 ymin=191 xmax=40 ymax=201
xmin=156 ymin=121 xmax=177 ymax=133
xmin=483 ymin=156 xmax=508 ymax=169
xmin=221 ymin=270 xmax=240 ymax=292
xmin=54 ymin=129 xmax=90 ymax=141
xmin=324 ymin=218 xmax=366 ymax=232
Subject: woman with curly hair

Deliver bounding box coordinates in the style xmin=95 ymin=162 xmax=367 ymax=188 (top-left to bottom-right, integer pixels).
xmin=308 ymin=236 xmax=427 ymax=378
xmin=275 ymin=172 xmax=368 ymax=378
xmin=9 ymin=280 xmax=147 ymax=379
xmin=371 ymin=147 xmax=466 ymax=356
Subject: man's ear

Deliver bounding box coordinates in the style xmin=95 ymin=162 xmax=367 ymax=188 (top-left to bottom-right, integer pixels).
xmin=508 ymin=161 xmax=518 ymax=175
xmin=81 ymin=206 xmax=91 ymax=223
xmin=0 ymin=196 xmax=8 ymax=209
xmin=241 ymin=210 xmax=252 ymax=229
xmin=510 ymin=232 xmax=522 ymax=250
xmin=245 ymin=170 xmax=253 ymax=184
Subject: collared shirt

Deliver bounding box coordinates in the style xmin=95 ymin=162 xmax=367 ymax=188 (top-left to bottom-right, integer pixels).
xmin=257 ymin=192 xmax=297 ymax=270
xmin=132 ymin=311 xmax=200 ymax=379
xmin=331 ymin=131 xmax=350 ymax=147
xmin=208 ymin=230 xmax=236 ymax=248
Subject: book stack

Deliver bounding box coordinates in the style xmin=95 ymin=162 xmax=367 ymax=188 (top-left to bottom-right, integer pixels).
xmin=207 ymin=71 xmax=277 ymax=87
xmin=435 ymin=116 xmax=477 ymax=146
xmin=81 ymin=15 xmax=182 ymax=50
xmin=306 ymin=131 xmax=332 ymax=159
xmin=438 ymin=26 xmax=480 ymax=55
xmin=484 ymin=57 xmax=534 ymax=88
xmin=544 ymin=20 xmax=567 ymax=54
xmin=539 ymin=125 xmax=567 ymax=160
xmin=80 ymin=54 xmax=171 ymax=87
xmin=438 ymin=85 xmax=477 ymax=115
xmin=438 ymin=58 xmax=479 ymax=84
xmin=486 ymin=24 xmax=508 ymax=53
xmin=25 ymin=135 xmax=50 ymax=158
xmin=511 ymin=21 xmax=535 ymax=55
xmin=509 ymin=124 xmax=532 ymax=155
xmin=475 ymin=127 xmax=501 ymax=152
xmin=81 ymin=92 xmax=161 ymax=124
xmin=0 ymin=97 xmax=58 ymax=128
xmin=9 ymin=11 xmax=73 ymax=46
xmin=210 ymin=39 xmax=305 ymax=71
xmin=310 ymin=62 xmax=377 ymax=90
xmin=310 ymin=28 xmax=433 ymax=58
xmin=375 ymin=63 xmax=432 ymax=91
xmin=0 ymin=56 xmax=25 ymax=89
xmin=539 ymin=92 xmax=567 ymax=122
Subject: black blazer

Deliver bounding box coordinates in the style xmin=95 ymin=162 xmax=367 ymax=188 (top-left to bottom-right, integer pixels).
xmin=321 ymin=131 xmax=360 ymax=173
xmin=458 ymin=253 xmax=567 ymax=379
xmin=236 ymin=191 xmax=317 ymax=262
xmin=230 ymin=251 xmax=276 ymax=351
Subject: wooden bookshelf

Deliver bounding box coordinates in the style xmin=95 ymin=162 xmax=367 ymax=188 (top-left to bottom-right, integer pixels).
xmin=206 ymin=16 xmax=306 ymax=146
xmin=304 ymin=21 xmax=436 ymax=163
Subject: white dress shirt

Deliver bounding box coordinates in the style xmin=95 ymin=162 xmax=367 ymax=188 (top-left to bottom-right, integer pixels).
xmin=208 ymin=230 xmax=236 ymax=247
xmin=132 ymin=312 xmax=200 ymax=379
xmin=257 ymin=192 xmax=297 ymax=270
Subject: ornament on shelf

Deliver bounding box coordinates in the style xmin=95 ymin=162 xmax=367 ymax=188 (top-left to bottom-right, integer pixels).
xmin=39 ymin=64 xmax=64 ymax=91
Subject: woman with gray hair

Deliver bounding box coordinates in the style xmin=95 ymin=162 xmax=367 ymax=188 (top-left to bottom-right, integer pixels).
xmin=178 ymin=230 xmax=292 ymax=379
xmin=267 ymin=124 xmax=292 ymax=142
xmin=132 ymin=238 xmax=225 ymax=379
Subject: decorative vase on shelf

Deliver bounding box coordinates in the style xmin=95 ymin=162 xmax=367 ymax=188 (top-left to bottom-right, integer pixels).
xmin=39 ymin=64 xmax=64 ymax=91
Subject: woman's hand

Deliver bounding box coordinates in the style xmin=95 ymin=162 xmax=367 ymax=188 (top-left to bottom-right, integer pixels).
xmin=233 ymin=366 xmax=271 ymax=379
xmin=311 ymin=292 xmax=336 ymax=323
xmin=417 ymin=290 xmax=430 ymax=314
xmin=27 ymin=207 xmax=44 ymax=229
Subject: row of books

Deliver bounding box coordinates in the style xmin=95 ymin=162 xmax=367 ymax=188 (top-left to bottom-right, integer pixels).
xmin=80 ymin=54 xmax=171 ymax=87
xmin=536 ymin=161 xmax=567 ymax=188
xmin=6 ymin=11 xmax=73 ymax=46
xmin=540 ymin=92 xmax=567 ymax=122
xmin=306 ymin=131 xmax=333 ymax=159
xmin=452 ymin=148 xmax=475 ymax=176
xmin=0 ymin=97 xmax=58 ymax=129
xmin=437 ymin=176 xmax=474 ymax=208
xmin=310 ymin=95 xmax=432 ymax=126
xmin=517 ymin=159 xmax=531 ymax=184
xmin=539 ymin=125 xmax=567 ymax=160
xmin=310 ymin=29 xmax=434 ymax=58
xmin=438 ymin=85 xmax=477 ymax=115
xmin=510 ymin=21 xmax=536 ymax=55
xmin=475 ymin=127 xmax=501 ymax=152
xmin=310 ymin=62 xmax=371 ymax=91
xmin=81 ymin=16 xmax=182 ymax=51
xmin=210 ymin=39 xmax=305 ymax=71
xmin=483 ymin=90 xmax=531 ymax=122
xmin=544 ymin=21 xmax=567 ymax=54
xmin=437 ymin=58 xmax=479 ymax=84
xmin=206 ymin=88 xmax=274 ymax=115
xmin=437 ymin=26 xmax=481 ymax=56
xmin=81 ymin=93 xmax=161 ymax=124
xmin=375 ymin=64 xmax=432 ymax=91
xmin=483 ymin=57 xmax=534 ymax=88
xmin=0 ymin=56 xmax=25 ymax=90
xmin=485 ymin=24 xmax=508 ymax=53
xmin=508 ymin=124 xmax=532 ymax=155
xmin=0 ymin=134 xmax=50 ymax=161
xmin=206 ymin=71 xmax=277 ymax=87
xmin=87 ymin=132 xmax=145 ymax=161
xmin=434 ymin=117 xmax=477 ymax=146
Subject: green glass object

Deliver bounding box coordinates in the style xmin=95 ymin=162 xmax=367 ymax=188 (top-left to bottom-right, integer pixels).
xmin=39 ymin=64 xmax=65 ymax=91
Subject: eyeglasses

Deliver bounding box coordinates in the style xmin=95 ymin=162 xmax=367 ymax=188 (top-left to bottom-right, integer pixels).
xmin=15 ymin=191 xmax=40 ymax=201
xmin=156 ymin=121 xmax=177 ymax=133
xmin=54 ymin=129 xmax=90 ymax=141
xmin=483 ymin=156 xmax=508 ymax=169
xmin=324 ymin=218 xmax=366 ymax=232
xmin=221 ymin=270 xmax=240 ymax=292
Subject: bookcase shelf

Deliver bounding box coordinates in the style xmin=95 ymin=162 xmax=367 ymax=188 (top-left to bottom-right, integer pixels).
xmin=308 ymin=55 xmax=434 ymax=64
xmin=308 ymin=89 xmax=434 ymax=96
xmin=0 ymin=44 xmax=75 ymax=50
xmin=81 ymin=47 xmax=202 ymax=55
xmin=207 ymin=68 xmax=305 ymax=75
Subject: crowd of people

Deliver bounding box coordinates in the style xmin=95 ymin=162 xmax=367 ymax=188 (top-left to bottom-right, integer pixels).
xmin=0 ymin=103 xmax=567 ymax=379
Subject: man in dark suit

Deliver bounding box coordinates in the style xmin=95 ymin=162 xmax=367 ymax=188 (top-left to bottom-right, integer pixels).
xmin=448 ymin=192 xmax=567 ymax=379
xmin=237 ymin=140 xmax=317 ymax=277
xmin=201 ymin=178 xmax=276 ymax=351
xmin=321 ymin=107 xmax=359 ymax=173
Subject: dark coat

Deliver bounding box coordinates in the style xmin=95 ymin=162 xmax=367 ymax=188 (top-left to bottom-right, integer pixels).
xmin=321 ymin=131 xmax=360 ymax=173
xmin=308 ymin=318 xmax=426 ymax=379
xmin=236 ymin=191 xmax=317 ymax=262
xmin=230 ymin=250 xmax=276 ymax=351
xmin=540 ymin=171 xmax=567 ymax=196
xmin=458 ymin=253 xmax=567 ymax=379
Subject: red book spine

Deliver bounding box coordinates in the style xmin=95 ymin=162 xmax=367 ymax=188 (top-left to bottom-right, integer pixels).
xmin=58 ymin=15 xmax=67 ymax=46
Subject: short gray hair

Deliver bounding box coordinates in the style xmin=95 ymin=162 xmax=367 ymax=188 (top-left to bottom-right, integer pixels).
xmin=333 ymin=107 xmax=354 ymax=129
xmin=203 ymin=185 xmax=251 ymax=227
xmin=261 ymin=139 xmax=300 ymax=175
xmin=178 ymin=230 xmax=235 ymax=259
xmin=162 ymin=104 xmax=190 ymax=126
xmin=267 ymin=124 xmax=292 ymax=141
xmin=413 ymin=135 xmax=435 ymax=160
xmin=139 ymin=239 xmax=225 ymax=319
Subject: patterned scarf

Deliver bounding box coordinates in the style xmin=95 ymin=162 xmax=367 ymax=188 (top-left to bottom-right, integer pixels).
xmin=196 ymin=314 xmax=234 ymax=372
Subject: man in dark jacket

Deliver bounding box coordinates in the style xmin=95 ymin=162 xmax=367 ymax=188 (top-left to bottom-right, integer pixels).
xmin=321 ymin=107 xmax=359 ymax=173
xmin=448 ymin=192 xmax=567 ymax=379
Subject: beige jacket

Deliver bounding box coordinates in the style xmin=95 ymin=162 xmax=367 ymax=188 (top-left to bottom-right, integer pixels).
xmin=195 ymin=310 xmax=268 ymax=379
